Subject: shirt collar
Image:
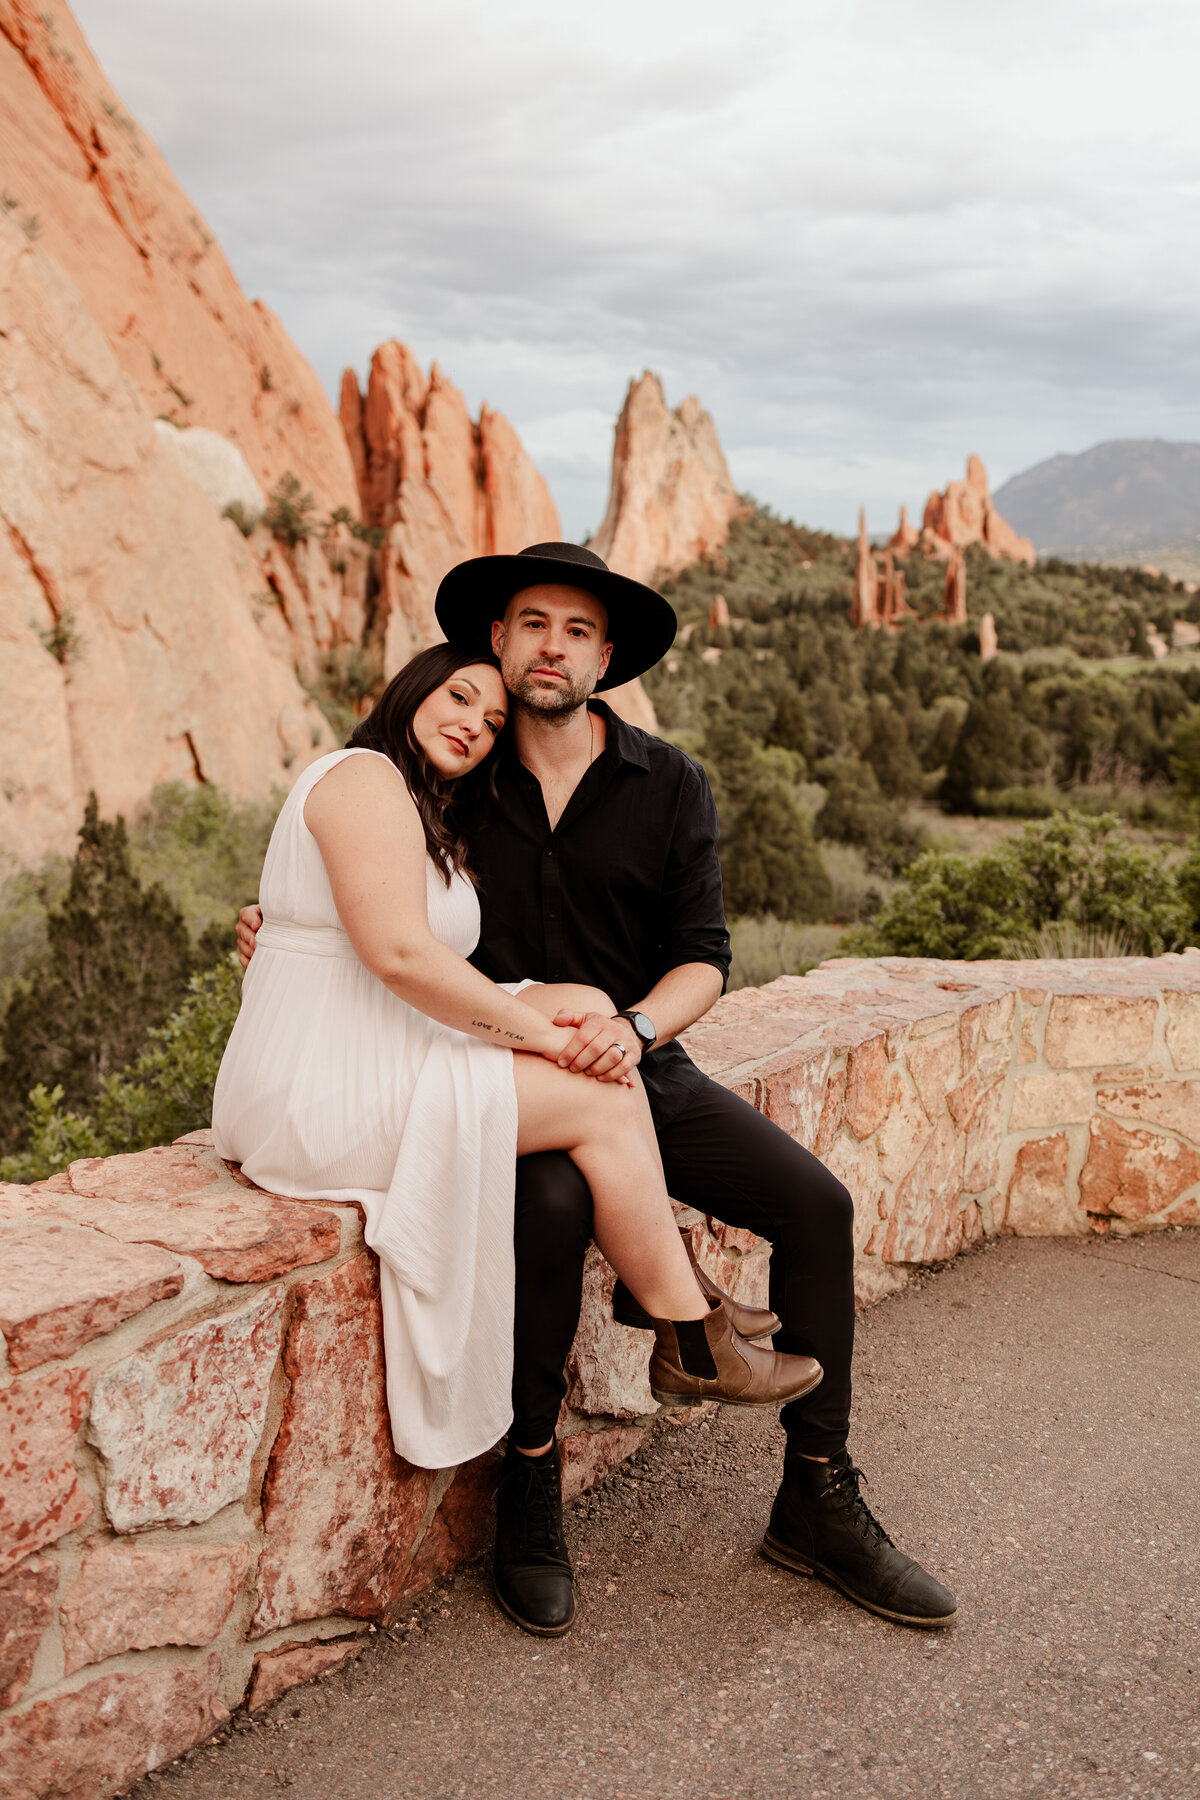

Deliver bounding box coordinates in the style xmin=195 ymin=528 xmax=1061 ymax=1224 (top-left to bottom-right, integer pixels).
xmin=588 ymin=698 xmax=650 ymax=771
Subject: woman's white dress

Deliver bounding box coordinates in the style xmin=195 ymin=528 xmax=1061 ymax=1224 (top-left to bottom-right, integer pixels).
xmin=211 ymin=748 xmax=520 ymax=1469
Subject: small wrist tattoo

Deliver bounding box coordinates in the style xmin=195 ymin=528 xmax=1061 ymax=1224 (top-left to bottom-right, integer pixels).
xmin=471 ymin=1019 xmax=524 ymax=1043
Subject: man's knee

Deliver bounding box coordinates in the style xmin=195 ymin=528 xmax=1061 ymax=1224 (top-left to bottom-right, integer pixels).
xmin=514 ymin=1150 xmax=594 ymax=1244
xmin=765 ymin=1149 xmax=855 ymax=1249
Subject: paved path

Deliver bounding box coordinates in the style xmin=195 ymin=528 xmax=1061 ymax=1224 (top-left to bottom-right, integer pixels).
xmin=137 ymin=1233 xmax=1200 ymax=1800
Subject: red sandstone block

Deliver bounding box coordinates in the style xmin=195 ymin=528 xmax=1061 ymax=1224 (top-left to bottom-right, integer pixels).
xmin=885 ymin=1115 xmax=965 ymax=1264
xmin=0 ymin=1656 xmax=227 ymax=1800
xmin=0 ymin=1367 xmax=91 ymax=1578
xmin=69 ymin=1189 xmax=338 ymax=1284
xmin=0 ymin=1221 xmax=184 ymax=1373
xmin=565 ymin=1245 xmax=656 ymax=1420
xmin=0 ymin=1555 xmax=58 ymax=1707
xmin=1094 ymin=1080 xmax=1200 ymax=1142
xmin=253 ymin=1256 xmax=437 ymax=1633
xmin=1004 ymin=1133 xmax=1077 ymax=1235
xmin=1080 ymin=1115 xmax=1200 ymax=1222
xmin=59 ymin=1143 xmax=222 ymax=1202
xmin=1044 ymin=994 xmax=1156 ymax=1070
xmin=87 ymin=1289 xmax=282 ymax=1531
xmin=844 ymin=1036 xmax=889 ymax=1139
xmin=31 ymin=1150 xmax=342 ymax=1282
xmin=248 ymin=1637 xmax=362 ymax=1711
xmin=401 ymin=1446 xmax=504 ymax=1600
xmin=61 ymin=1539 xmax=255 ymax=1673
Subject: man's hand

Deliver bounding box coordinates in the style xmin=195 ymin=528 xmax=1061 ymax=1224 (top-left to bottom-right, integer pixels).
xmin=237 ymin=904 xmax=263 ymax=970
xmin=553 ymin=1010 xmax=641 ymax=1084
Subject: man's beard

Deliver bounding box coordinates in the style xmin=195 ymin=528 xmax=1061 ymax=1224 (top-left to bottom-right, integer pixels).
xmin=507 ymin=658 xmax=594 ymax=716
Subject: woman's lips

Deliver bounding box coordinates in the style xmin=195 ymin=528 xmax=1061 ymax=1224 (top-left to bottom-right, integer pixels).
xmin=444 ymin=734 xmax=470 ymax=756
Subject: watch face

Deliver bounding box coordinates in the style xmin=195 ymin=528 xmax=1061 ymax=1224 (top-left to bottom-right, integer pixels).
xmin=630 ymin=1012 xmax=655 ymax=1044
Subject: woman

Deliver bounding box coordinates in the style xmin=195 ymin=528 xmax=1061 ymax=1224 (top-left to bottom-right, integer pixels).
xmin=213 ymin=645 xmax=821 ymax=1469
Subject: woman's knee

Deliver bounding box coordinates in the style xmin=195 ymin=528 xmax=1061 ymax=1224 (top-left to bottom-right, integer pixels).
xmin=559 ymin=983 xmax=615 ymax=1017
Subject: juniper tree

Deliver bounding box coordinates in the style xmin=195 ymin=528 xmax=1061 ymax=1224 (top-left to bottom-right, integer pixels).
xmin=0 ymin=795 xmax=192 ymax=1151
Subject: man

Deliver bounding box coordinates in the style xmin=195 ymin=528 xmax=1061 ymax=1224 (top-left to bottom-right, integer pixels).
xmin=239 ymin=541 xmax=954 ymax=1637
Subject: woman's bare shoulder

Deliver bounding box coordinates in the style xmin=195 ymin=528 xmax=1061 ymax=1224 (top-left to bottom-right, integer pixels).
xmin=303 ymin=751 xmax=418 ymax=832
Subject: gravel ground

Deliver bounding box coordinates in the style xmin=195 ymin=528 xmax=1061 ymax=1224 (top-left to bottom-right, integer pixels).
xmin=135 ymin=1232 xmax=1200 ymax=1800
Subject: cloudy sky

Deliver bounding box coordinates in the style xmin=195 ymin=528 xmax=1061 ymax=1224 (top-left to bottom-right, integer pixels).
xmin=74 ymin=0 xmax=1200 ymax=539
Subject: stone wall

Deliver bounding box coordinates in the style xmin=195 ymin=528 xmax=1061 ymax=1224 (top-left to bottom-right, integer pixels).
xmin=2 ymin=953 xmax=1199 ymax=1797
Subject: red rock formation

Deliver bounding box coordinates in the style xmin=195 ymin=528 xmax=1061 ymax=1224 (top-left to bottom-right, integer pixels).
xmin=340 ymin=343 xmax=658 ymax=732
xmin=980 ymin=611 xmax=998 ymax=661
xmin=888 ymin=504 xmax=920 ymax=553
xmin=0 ymin=210 xmax=336 ymax=865
xmin=0 ymin=0 xmax=357 ymax=514
xmin=851 ymin=515 xmax=914 ymax=631
xmin=708 ymin=594 xmax=731 ymax=630
xmin=340 ymin=343 xmax=561 ymax=678
xmin=922 ymin=455 xmax=1035 ymax=567
xmin=942 ymin=549 xmax=968 ymax=625
xmin=589 ymin=373 xmax=743 ymax=587
xmin=877 ymin=550 xmax=916 ymax=627
xmin=852 ymin=509 xmax=880 ymax=629
xmin=0 ymin=2 xmax=615 ymax=860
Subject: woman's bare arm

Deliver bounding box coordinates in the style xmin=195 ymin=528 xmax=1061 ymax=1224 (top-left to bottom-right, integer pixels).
xmin=304 ymin=755 xmax=571 ymax=1060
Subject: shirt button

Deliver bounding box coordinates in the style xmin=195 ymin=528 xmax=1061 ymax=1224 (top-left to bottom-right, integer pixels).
xmin=548 ymin=910 xmax=557 ymax=919
xmin=549 ymin=968 xmax=561 ymax=979
xmin=545 ymin=847 xmax=553 ymax=857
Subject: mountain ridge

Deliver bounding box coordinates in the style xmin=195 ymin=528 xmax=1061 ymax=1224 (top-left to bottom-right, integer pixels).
xmin=994 ymin=438 xmax=1200 ymax=559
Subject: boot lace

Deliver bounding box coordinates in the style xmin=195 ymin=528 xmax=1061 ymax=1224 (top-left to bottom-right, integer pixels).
xmin=497 ymin=1456 xmax=566 ymax=1560
xmin=827 ymin=1457 xmax=895 ymax=1551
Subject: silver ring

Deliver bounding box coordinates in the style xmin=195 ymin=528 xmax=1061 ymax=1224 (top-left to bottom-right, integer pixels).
xmin=613 ymin=1044 xmax=626 ymax=1059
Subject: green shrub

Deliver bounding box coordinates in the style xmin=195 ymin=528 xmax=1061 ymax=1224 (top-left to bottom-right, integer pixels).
xmin=222 ymin=499 xmax=261 ymax=537
xmin=1170 ymin=713 xmax=1200 ymax=815
xmin=129 ymin=782 xmax=279 ymax=955
xmin=264 ymin=472 xmax=318 ymax=546
xmin=0 ymin=797 xmax=193 ymax=1153
xmin=0 ymin=958 xmax=242 ymax=1181
xmin=844 ymin=812 xmax=1192 ymax=960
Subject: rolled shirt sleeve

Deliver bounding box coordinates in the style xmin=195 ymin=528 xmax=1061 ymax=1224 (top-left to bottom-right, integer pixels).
xmin=653 ymin=759 xmax=732 ymax=990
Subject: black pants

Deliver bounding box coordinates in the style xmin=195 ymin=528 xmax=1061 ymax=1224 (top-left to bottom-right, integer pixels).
xmin=511 ymin=1074 xmax=855 ymax=1457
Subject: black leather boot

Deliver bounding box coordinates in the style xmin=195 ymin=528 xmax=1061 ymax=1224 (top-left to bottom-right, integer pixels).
xmin=492 ymin=1442 xmax=575 ymax=1637
xmin=762 ymin=1448 xmax=957 ymax=1628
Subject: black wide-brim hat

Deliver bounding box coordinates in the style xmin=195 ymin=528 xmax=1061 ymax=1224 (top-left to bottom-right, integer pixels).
xmin=434 ymin=541 xmax=677 ymax=691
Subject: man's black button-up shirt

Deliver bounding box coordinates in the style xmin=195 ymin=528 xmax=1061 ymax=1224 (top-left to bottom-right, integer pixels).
xmin=464 ymin=701 xmax=732 ymax=1120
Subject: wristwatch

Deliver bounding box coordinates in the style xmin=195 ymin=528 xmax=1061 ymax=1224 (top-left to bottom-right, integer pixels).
xmin=614 ymin=1009 xmax=657 ymax=1051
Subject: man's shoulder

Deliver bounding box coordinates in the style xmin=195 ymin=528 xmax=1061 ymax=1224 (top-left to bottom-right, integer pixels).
xmin=618 ymin=719 xmax=710 ymax=791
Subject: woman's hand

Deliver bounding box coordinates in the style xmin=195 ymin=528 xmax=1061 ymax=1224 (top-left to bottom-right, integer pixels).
xmin=552 ymin=1010 xmax=641 ymax=1084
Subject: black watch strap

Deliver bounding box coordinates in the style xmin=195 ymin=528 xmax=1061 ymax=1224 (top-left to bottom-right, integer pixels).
xmin=614 ymin=1009 xmax=656 ymax=1050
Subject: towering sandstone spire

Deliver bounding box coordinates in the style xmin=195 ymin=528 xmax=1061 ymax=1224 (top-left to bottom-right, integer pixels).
xmin=589 ymin=374 xmax=743 ymax=588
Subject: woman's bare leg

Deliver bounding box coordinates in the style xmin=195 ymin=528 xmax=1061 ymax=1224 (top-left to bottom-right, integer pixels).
xmin=511 ymin=987 xmax=707 ymax=1324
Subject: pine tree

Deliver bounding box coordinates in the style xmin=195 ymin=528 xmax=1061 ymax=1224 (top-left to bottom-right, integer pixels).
xmin=721 ymin=783 xmax=833 ymax=921
xmin=0 ymin=795 xmax=193 ymax=1152
xmin=764 ymin=686 xmax=813 ymax=763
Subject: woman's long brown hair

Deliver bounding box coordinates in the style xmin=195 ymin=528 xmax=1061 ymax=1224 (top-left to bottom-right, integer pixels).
xmin=345 ymin=643 xmax=504 ymax=884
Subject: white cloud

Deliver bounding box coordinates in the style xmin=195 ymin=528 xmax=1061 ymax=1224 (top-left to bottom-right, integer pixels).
xmin=73 ymin=0 xmax=1200 ymax=535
